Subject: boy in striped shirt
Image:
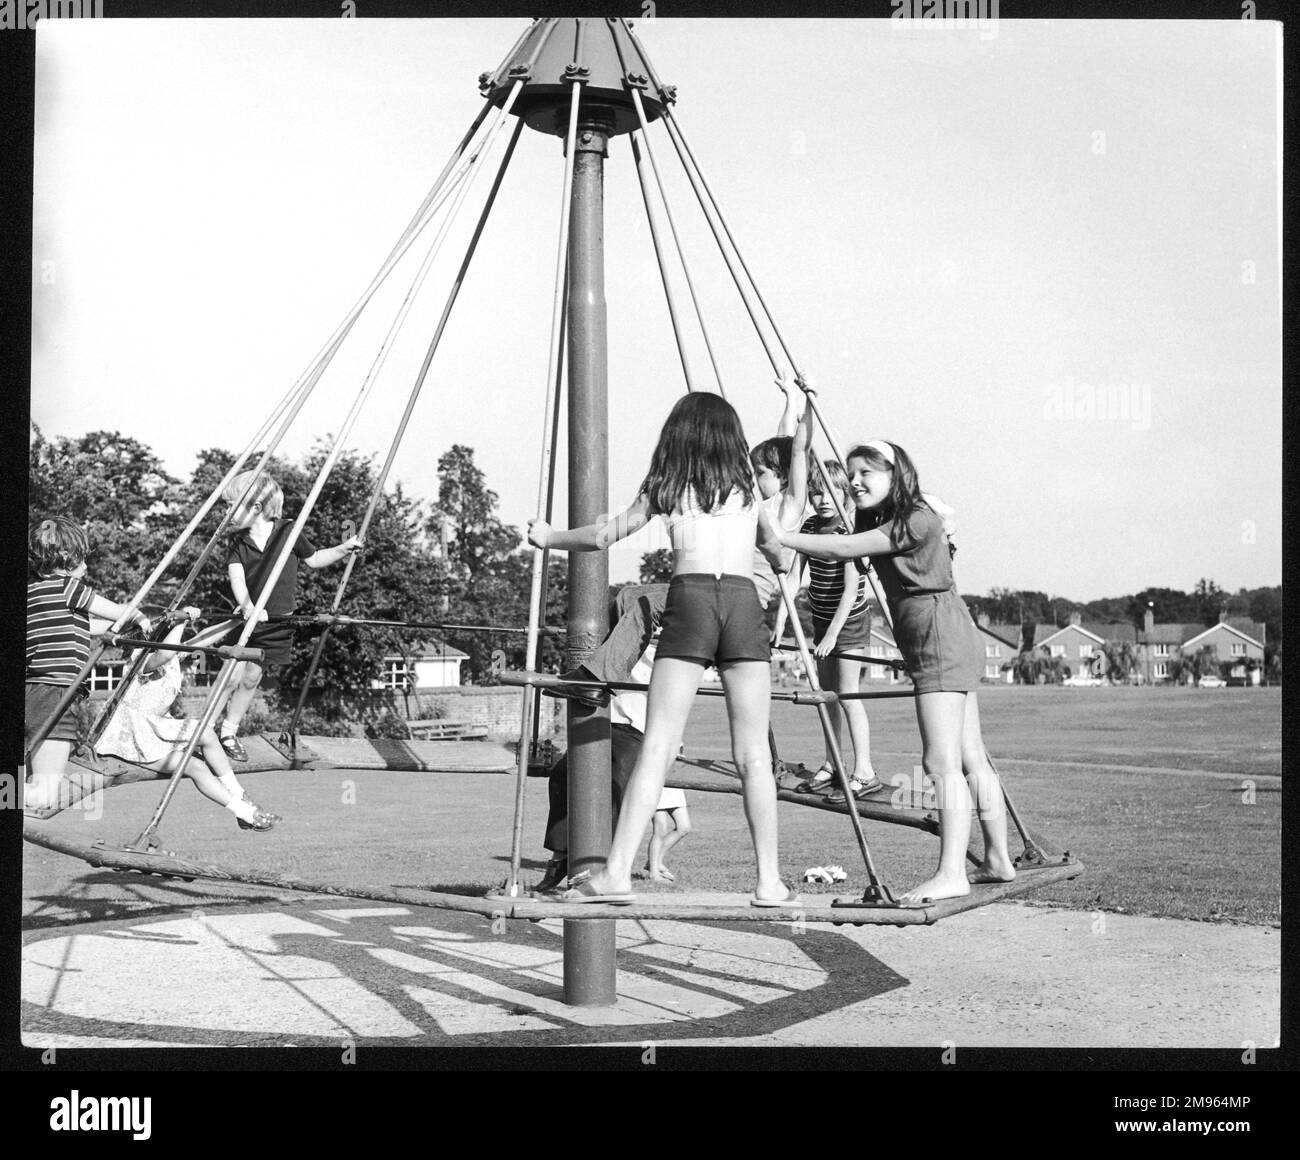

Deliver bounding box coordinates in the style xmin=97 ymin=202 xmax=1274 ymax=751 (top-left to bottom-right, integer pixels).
xmin=785 ymin=459 xmax=883 ymax=802
xmin=26 ymin=517 xmax=149 ymax=809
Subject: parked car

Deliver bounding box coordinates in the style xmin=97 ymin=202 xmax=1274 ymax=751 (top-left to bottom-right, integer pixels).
xmin=1063 ymin=675 xmax=1103 ymax=687
xmin=1198 ymin=675 xmax=1227 ymax=688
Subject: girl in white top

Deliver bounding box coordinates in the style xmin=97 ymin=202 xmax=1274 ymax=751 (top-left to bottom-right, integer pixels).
xmin=97 ymin=610 xmax=279 ymax=831
xmin=528 ymin=392 xmax=797 ymax=906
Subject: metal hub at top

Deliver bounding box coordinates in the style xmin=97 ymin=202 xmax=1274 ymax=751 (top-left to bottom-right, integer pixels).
xmin=479 ymin=17 xmax=675 ymax=137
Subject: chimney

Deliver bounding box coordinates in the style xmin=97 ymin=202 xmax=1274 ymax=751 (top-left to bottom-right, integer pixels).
xmin=1218 ymin=609 xmax=1228 ymax=623
xmin=978 ymin=611 xmax=990 ymax=628
xmin=1144 ymin=608 xmax=1154 ymax=635
xmin=1069 ymin=611 xmax=1082 ymax=627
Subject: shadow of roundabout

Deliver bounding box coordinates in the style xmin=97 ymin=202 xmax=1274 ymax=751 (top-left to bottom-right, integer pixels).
xmin=22 ymin=892 xmax=910 ymax=1049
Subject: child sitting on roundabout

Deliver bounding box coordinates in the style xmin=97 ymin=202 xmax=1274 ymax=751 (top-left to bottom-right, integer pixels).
xmin=96 ymin=608 xmax=281 ymax=832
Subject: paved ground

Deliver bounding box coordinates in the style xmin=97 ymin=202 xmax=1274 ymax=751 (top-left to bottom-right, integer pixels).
xmin=22 ymin=844 xmax=1279 ymax=1051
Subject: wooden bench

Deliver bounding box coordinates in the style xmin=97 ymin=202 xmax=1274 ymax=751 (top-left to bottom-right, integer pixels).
xmin=403 ymin=719 xmax=488 ymax=741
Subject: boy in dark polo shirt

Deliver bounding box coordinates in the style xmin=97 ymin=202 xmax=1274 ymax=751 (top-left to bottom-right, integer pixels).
xmin=215 ymin=470 xmax=362 ymax=761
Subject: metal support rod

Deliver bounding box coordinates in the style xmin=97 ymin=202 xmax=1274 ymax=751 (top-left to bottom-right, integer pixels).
xmin=279 ymin=615 xmax=564 ymax=635
xmin=773 ymin=573 xmax=895 ymax=899
xmin=657 ymin=110 xmax=783 ymax=374
xmin=125 ymin=659 xmax=240 ymax=852
xmin=508 ymin=80 xmax=584 ymax=898
xmin=124 ymin=100 xmax=518 ymax=840
xmin=629 ymin=89 xmax=725 ymax=394
xmin=630 ymin=132 xmax=695 ymax=391
xmin=529 ymin=290 xmax=569 ymax=772
xmin=94 ymin=634 xmax=264 ymax=664
xmin=499 ymin=669 xmax=856 ymax=704
xmin=563 ymin=106 xmax=617 ymax=1008
xmin=772 ymin=641 xmax=905 ymax=672
xmin=288 ymin=116 xmax=526 ymax=749
xmin=82 ymin=101 xmax=502 ymax=753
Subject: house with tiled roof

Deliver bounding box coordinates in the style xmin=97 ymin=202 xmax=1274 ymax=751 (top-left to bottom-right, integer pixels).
xmin=974 ymin=615 xmax=1020 ymax=682
xmin=1137 ymin=610 xmax=1265 ymax=684
xmin=1031 ymin=614 xmax=1107 ymax=677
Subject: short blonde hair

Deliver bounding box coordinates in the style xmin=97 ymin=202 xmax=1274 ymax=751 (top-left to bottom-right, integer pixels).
xmin=811 ymin=458 xmax=850 ymax=502
xmin=222 ymin=470 xmax=283 ymax=518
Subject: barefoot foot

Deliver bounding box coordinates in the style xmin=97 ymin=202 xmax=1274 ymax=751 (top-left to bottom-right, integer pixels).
xmin=968 ymin=860 xmax=1016 ymax=885
xmin=570 ymin=870 xmax=633 ymax=896
xmin=898 ymin=871 xmax=971 ymax=905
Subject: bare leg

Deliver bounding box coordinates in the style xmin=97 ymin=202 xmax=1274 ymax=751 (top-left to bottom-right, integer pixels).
xmin=25 ymin=739 xmax=74 ymax=810
xmin=836 ymin=655 xmax=877 ymax=782
xmin=580 ymin=658 xmax=704 ymax=895
xmin=960 ymin=692 xmax=1015 ymax=883
xmin=900 ymin=691 xmax=973 ymax=904
xmin=221 ymin=660 xmax=264 ymax=734
xmin=657 ymin=804 xmax=690 ymax=874
xmin=720 ymin=660 xmax=789 ymax=902
xmin=196 ymin=726 xmax=244 ymax=797
xmin=815 ymin=653 xmax=843 ymax=771
xmin=645 ymin=806 xmax=690 ymax=880
xmin=155 ymin=750 xmax=233 ymax=807
xmin=645 ymin=811 xmax=672 ymax=879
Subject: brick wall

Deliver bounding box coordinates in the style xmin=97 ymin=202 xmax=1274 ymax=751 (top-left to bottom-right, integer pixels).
xmin=405 ymin=685 xmax=565 ymax=739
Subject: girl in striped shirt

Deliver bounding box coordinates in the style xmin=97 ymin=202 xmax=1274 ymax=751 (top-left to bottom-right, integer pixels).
xmin=789 ymin=460 xmax=883 ymax=802
xmin=26 ymin=517 xmax=149 ymax=810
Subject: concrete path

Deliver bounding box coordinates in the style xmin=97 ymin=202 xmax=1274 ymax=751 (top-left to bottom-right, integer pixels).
xmin=22 ymin=883 xmax=1277 ymax=1050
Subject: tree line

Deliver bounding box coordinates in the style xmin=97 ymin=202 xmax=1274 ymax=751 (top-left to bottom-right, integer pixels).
xmin=29 ymin=426 xmax=1282 ymax=706
xmin=28 ymin=426 xmax=568 ymax=719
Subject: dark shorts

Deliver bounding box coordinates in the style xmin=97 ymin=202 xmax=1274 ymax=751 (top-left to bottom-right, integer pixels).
xmin=25 ymin=681 xmax=86 ymax=747
xmin=892 ymin=589 xmax=983 ymax=694
xmin=812 ymin=605 xmax=872 ymax=653
xmin=656 ymin=574 xmax=770 ymax=666
xmin=246 ymin=621 xmax=294 ymax=669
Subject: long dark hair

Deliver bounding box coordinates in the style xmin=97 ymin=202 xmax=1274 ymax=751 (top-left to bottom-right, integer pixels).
xmin=640 ymin=393 xmax=755 ymax=516
xmin=848 ymin=441 xmax=927 ymax=548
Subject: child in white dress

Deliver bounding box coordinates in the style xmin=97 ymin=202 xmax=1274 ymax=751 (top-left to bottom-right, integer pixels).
xmin=97 ymin=610 xmax=279 ymax=831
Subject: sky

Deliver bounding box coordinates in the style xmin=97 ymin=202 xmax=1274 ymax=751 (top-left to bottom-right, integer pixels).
xmin=29 ymin=16 xmax=1281 ymax=601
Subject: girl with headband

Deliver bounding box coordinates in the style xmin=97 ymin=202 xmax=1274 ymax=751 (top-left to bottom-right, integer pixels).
xmin=777 ymin=440 xmax=1016 ymax=904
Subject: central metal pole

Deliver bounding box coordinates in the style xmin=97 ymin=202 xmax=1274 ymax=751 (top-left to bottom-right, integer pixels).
xmin=562 ymin=108 xmax=616 ymax=1007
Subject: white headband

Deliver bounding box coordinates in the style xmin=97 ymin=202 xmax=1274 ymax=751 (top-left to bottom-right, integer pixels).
xmin=862 ymin=439 xmax=896 ymax=466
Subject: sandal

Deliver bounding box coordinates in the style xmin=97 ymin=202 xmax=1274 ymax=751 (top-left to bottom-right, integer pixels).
xmin=794 ymin=763 xmax=835 ymax=794
xmin=824 ymin=778 xmax=887 ymax=805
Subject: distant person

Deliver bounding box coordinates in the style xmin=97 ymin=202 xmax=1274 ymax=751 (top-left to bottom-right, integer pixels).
xmin=644 ymin=785 xmax=691 ymax=883
xmin=97 ymin=608 xmax=280 ymax=831
xmin=777 ymin=440 xmax=1014 ymax=904
xmin=212 ymin=470 xmax=362 ymax=761
xmin=25 ymin=516 xmax=151 ymax=810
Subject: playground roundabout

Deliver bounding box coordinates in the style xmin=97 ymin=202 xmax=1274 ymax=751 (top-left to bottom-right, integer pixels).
xmin=20 ymin=755 xmax=1277 ymax=1051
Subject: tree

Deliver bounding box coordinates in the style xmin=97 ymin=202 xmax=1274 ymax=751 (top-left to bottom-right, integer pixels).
xmin=1189 ymin=577 xmax=1227 ymax=625
xmin=1172 ymin=643 xmax=1220 ymax=686
xmin=424 ymin=444 xmax=564 ymax=679
xmin=29 ymin=425 xmax=181 ymax=597
xmin=1100 ymin=639 xmax=1138 ymax=685
xmin=1127 ymin=587 xmax=1196 ymax=629
xmin=280 ymin=444 xmax=442 ymax=715
xmin=639 ymin=549 xmax=674 ymax=585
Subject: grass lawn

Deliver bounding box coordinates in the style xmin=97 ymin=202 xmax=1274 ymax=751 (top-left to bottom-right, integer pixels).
xmin=24 ymin=687 xmax=1280 ymax=928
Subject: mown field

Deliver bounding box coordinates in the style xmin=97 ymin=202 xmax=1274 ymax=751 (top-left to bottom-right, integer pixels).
xmin=23 ymin=686 xmax=1281 ymax=927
